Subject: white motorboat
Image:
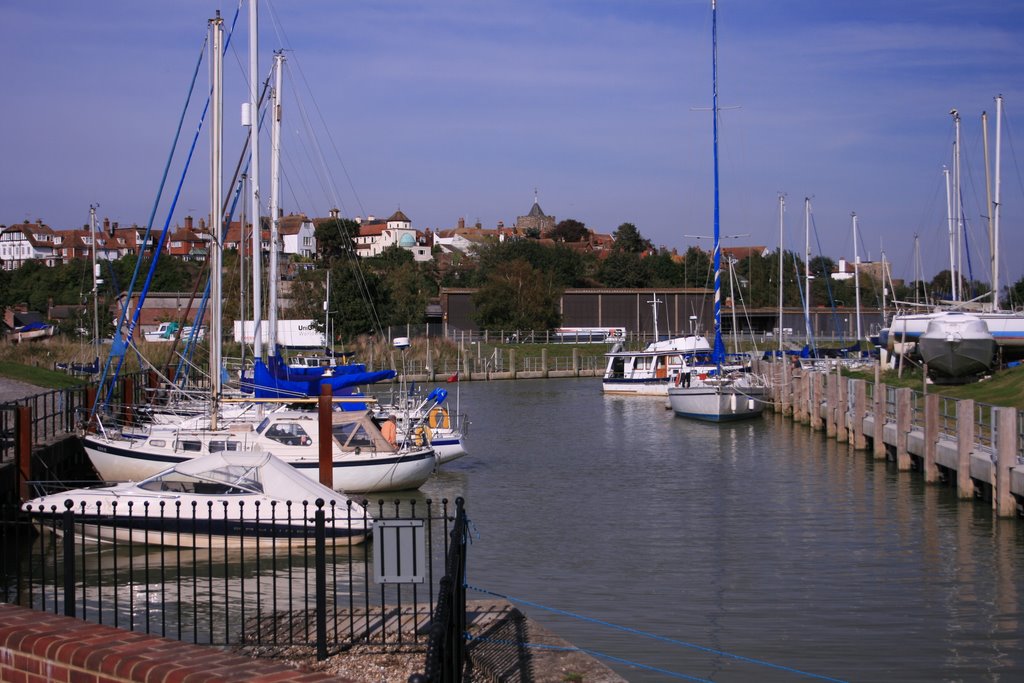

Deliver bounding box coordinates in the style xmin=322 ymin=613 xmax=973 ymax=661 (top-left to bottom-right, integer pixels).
xmin=665 ymin=0 xmax=768 ymax=422
xmin=917 ymin=312 xmax=996 ymax=382
xmin=602 ymin=335 xmax=712 ymax=396
xmin=23 ymin=452 xmax=372 ymax=548
xmin=143 ymin=321 xmax=205 ymax=343
xmin=373 ymin=387 xmax=468 ymax=465
xmin=83 ymin=409 xmax=437 ymax=493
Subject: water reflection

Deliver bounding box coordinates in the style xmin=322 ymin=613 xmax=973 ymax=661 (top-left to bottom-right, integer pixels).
xmin=457 ymin=378 xmax=1024 ymax=682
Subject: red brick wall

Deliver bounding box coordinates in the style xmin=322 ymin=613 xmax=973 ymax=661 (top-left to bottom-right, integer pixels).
xmin=0 ymin=603 xmax=347 ymax=682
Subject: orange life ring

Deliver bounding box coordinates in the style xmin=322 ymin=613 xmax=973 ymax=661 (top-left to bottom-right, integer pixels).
xmin=427 ymin=407 xmax=451 ymax=430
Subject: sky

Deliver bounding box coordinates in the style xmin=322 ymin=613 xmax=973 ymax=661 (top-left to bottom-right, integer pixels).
xmin=3 ymin=0 xmax=1023 ymax=288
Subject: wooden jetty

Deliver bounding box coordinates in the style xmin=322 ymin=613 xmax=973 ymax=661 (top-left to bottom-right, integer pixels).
xmin=765 ymin=359 xmax=1023 ymax=519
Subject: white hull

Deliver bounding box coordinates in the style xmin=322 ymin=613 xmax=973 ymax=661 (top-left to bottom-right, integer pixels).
xmin=668 ymin=381 xmax=766 ymax=422
xmin=602 ymin=335 xmax=712 ymax=397
xmin=917 ymin=313 xmax=996 ymax=379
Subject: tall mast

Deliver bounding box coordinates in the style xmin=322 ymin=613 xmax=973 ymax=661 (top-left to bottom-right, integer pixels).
xmin=983 ymin=109 xmax=994 ymax=310
xmin=777 ymin=193 xmax=785 ymax=355
xmin=803 ymin=197 xmax=811 ymax=342
xmin=710 ymin=0 xmax=725 ymax=365
xmin=951 ymin=109 xmax=963 ymax=302
xmin=993 ymin=94 xmax=1003 ymax=310
xmin=852 ymin=212 xmax=862 ymax=341
xmin=647 ymin=295 xmax=661 ymax=342
xmin=249 ymin=0 xmax=262 ymax=361
xmin=943 ymin=164 xmax=954 ymax=302
xmin=210 ymin=11 xmax=224 ymax=430
xmin=89 ymin=204 xmax=99 ymax=356
xmin=268 ymin=51 xmax=284 ymax=353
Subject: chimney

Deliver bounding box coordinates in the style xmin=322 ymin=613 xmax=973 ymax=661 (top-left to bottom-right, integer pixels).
xmin=185 ymin=215 xmax=193 ymax=230
xmin=329 ymin=208 xmax=339 ymax=219
xmin=103 ymin=218 xmax=110 ymax=232
xmin=457 ymin=217 xmax=465 ymax=230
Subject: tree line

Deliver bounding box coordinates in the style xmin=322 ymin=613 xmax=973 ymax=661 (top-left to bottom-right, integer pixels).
xmin=3 ymin=218 xmax=1021 ymax=339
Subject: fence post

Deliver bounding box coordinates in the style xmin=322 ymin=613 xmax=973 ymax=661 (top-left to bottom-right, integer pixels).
xmin=896 ymin=388 xmax=912 ymax=470
xmin=314 ymin=500 xmax=328 ymax=660
xmin=923 ymin=393 xmax=940 ymax=483
xmin=62 ymin=501 xmax=76 ymax=618
xmin=994 ymin=407 xmax=1017 ymax=518
xmin=957 ymin=399 xmax=976 ymax=499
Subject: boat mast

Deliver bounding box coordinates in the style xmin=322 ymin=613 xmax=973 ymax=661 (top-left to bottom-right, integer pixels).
xmin=951 ymin=109 xmax=963 ymax=302
xmin=943 ymin=164 xmax=955 ymax=302
xmin=210 ymin=11 xmax=224 ymax=430
xmin=777 ymin=193 xmax=784 ymax=356
xmin=269 ymin=51 xmax=284 ymax=353
xmin=803 ymin=197 xmax=811 ymax=344
xmin=710 ymin=0 xmax=725 ymax=365
xmin=993 ymin=94 xmax=1003 ymax=311
xmin=983 ymin=109 xmax=994 ymax=310
xmin=249 ymin=0 xmax=263 ymax=361
xmin=89 ymin=204 xmax=100 ymax=356
xmin=647 ymin=294 xmax=661 ymax=342
xmin=852 ymin=212 xmax=862 ymax=341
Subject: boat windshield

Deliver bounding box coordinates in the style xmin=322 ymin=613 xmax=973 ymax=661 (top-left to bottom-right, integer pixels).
xmin=138 ymin=464 xmax=263 ymax=495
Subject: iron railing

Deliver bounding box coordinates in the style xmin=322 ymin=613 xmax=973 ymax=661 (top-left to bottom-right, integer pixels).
xmin=1 ymin=495 xmax=463 ymax=658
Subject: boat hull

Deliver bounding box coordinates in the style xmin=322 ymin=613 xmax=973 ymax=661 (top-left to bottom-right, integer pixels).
xmin=667 ymin=384 xmax=766 ymax=422
xmin=84 ymin=437 xmax=436 ymax=493
xmin=601 ymin=378 xmax=672 ymax=396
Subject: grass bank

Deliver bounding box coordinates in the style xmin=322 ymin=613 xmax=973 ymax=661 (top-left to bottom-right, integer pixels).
xmin=844 ymin=363 xmax=1024 ymax=410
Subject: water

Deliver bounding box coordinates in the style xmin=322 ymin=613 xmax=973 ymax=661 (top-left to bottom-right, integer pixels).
xmin=422 ymin=377 xmax=1024 ymax=682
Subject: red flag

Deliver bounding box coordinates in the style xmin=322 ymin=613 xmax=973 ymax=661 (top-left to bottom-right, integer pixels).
xmin=447 ymin=372 xmax=459 ymax=383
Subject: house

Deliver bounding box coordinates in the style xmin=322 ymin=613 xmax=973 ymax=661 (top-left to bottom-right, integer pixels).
xmin=278 ymin=213 xmax=317 ymax=258
xmin=0 ymin=220 xmax=60 ymax=269
xmin=353 ymin=211 xmax=431 ymax=261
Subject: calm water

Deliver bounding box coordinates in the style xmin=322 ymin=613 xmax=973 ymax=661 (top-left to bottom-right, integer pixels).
xmin=420 ymin=378 xmax=1024 ymax=682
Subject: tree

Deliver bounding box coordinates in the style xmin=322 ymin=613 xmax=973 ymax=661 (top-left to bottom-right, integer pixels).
xmin=596 ymin=250 xmax=646 ymax=288
xmin=314 ymin=218 xmax=358 ymax=260
xmin=472 ymin=240 xmax=591 ymax=288
xmin=472 ymin=260 xmax=562 ymax=330
xmin=548 ymin=218 xmax=589 ymax=243
xmin=681 ymin=247 xmax=712 ymax=288
xmin=612 ymin=222 xmax=651 ymax=254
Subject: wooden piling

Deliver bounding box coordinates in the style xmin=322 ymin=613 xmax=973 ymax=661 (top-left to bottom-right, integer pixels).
xmin=541 ymin=349 xmax=549 ymax=379
xmin=836 ymin=371 xmax=848 ymax=444
xmin=825 ymin=371 xmax=837 ymax=438
xmin=852 ymin=379 xmax=867 ymax=450
xmin=781 ymin=360 xmax=792 ymax=417
xmin=509 ymin=348 xmax=517 ymax=379
xmin=810 ymin=371 xmax=824 ymax=432
xmin=896 ymin=388 xmax=912 ymax=470
xmin=318 ymin=384 xmax=333 ymax=489
xmin=994 ymin=407 xmax=1017 ymax=517
xmin=957 ymin=399 xmax=976 ymax=499
xmin=923 ymin=393 xmax=940 ymax=484
xmin=872 ymin=373 xmax=886 ymax=460
xmin=16 ymin=406 xmax=31 ymax=502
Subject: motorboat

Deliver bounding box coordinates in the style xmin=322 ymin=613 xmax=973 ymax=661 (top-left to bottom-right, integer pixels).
xmin=23 ymin=452 xmax=372 ymax=548
xmin=143 ymin=321 xmax=205 ymax=343
xmin=917 ymin=312 xmax=996 ymax=382
xmin=602 ymin=335 xmax=712 ymax=396
xmin=83 ymin=409 xmax=437 ymax=493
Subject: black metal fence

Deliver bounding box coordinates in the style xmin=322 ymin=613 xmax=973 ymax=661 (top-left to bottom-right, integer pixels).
xmin=0 ymin=494 xmax=466 ymax=660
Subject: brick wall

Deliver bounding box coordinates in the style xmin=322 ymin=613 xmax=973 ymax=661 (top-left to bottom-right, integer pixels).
xmin=0 ymin=603 xmax=348 ymax=682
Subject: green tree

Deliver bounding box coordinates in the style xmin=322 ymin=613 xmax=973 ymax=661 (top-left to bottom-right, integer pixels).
xmin=472 ymin=240 xmax=590 ymax=288
xmin=314 ymin=218 xmax=358 ymax=260
xmin=548 ymin=218 xmax=589 ymax=243
xmin=596 ymin=250 xmax=646 ymax=288
xmin=681 ymin=246 xmax=712 ymax=288
xmin=472 ymin=259 xmax=562 ymax=330
xmin=612 ymin=222 xmax=651 ymax=254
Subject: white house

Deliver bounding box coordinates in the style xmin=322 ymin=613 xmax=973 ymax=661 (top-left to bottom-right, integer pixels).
xmin=354 ymin=210 xmax=431 ymax=262
xmin=0 ymin=221 xmax=60 ymax=270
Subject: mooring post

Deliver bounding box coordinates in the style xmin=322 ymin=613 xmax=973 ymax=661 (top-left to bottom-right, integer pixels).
xmin=541 ymin=348 xmax=549 ymax=379
xmin=122 ymin=376 xmax=135 ymax=427
xmin=810 ymin=371 xmax=824 ymax=431
xmin=572 ymin=347 xmax=580 ymax=377
xmin=896 ymin=388 xmax=913 ymax=471
xmin=782 ymin=360 xmax=792 ymax=416
xmin=825 ymin=371 xmax=837 ymax=438
xmin=923 ymin=393 xmax=940 ymax=483
xmin=318 ymin=383 xmax=333 ymax=489
xmin=509 ymin=348 xmax=517 ymax=379
xmin=16 ymin=406 xmax=31 ymax=502
xmin=957 ymin=399 xmax=976 ymax=499
xmin=994 ymin=407 xmax=1017 ymax=517
xmin=852 ymin=379 xmax=867 ymax=449
xmin=837 ymin=371 xmax=849 ymax=444
xmin=873 ymin=372 xmax=886 ymax=460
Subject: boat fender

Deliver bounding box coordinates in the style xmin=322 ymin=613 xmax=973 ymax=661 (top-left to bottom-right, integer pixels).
xmin=413 ymin=425 xmax=430 ymax=447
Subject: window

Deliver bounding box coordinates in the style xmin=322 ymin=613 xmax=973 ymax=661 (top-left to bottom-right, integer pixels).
xmin=263 ymin=422 xmax=312 ymax=446
xmin=175 ymin=439 xmax=203 ymax=452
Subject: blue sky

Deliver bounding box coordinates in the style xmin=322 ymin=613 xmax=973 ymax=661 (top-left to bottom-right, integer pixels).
xmin=3 ymin=0 xmax=1023 ymax=288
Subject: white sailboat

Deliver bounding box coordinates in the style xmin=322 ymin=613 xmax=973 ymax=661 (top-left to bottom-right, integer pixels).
xmin=667 ymin=0 xmax=767 ymax=422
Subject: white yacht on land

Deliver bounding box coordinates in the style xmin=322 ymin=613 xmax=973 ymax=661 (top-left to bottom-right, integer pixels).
xmin=83 ymin=409 xmax=436 ymax=494
xmin=917 ymin=312 xmax=997 ymax=382
xmin=602 ymin=335 xmax=712 ymax=396
xmin=24 ymin=452 xmax=372 ymax=548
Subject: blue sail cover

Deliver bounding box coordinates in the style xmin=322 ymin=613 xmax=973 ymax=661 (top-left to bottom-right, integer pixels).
xmin=265 ymin=353 xmax=367 ymax=380
xmin=240 ymin=358 xmax=395 ymax=400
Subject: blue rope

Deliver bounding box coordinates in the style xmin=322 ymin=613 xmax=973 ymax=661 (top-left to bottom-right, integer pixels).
xmin=466 ymin=585 xmax=848 ymax=683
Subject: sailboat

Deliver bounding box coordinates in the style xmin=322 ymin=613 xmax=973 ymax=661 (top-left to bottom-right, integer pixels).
xmin=667 ymin=0 xmax=767 ymax=422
